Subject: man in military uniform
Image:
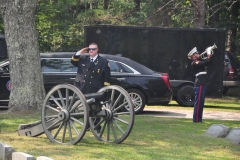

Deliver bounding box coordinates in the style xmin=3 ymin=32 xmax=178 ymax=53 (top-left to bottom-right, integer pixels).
xmin=71 ymin=43 xmax=111 ymax=94
xmin=188 ymin=47 xmax=212 ymax=123
xmin=71 ymin=43 xmax=111 ymax=132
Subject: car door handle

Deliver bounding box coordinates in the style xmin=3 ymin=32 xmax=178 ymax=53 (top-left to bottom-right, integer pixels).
xmin=117 ymin=78 xmax=125 ymax=81
xmin=70 ymin=78 xmax=75 ymax=80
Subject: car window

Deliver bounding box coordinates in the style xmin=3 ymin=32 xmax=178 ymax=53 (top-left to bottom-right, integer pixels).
xmin=226 ymin=52 xmax=240 ymax=70
xmin=119 ymin=63 xmax=134 ymax=73
xmin=109 ymin=61 xmax=121 ymax=72
xmin=224 ymin=54 xmax=232 ymax=67
xmin=109 ymin=60 xmax=135 ymax=73
xmin=41 ymin=58 xmax=77 ymax=72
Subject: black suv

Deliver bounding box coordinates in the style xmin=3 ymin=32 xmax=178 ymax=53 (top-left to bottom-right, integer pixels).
xmin=223 ymin=52 xmax=240 ymax=94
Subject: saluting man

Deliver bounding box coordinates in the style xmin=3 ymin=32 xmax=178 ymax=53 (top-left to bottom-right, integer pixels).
xmin=188 ymin=47 xmax=212 ymax=123
xmin=71 ymin=43 xmax=111 ymax=133
xmin=71 ymin=43 xmax=111 ymax=94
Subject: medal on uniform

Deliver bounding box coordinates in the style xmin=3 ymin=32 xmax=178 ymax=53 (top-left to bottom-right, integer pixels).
xmin=94 ymin=59 xmax=98 ymax=65
xmin=98 ymin=69 xmax=100 ymax=73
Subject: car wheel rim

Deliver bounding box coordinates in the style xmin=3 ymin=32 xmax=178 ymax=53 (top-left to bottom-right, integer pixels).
xmin=181 ymin=91 xmax=194 ymax=103
xmin=124 ymin=92 xmax=142 ymax=111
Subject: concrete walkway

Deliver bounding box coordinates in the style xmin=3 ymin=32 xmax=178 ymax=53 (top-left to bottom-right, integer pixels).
xmin=142 ymin=108 xmax=240 ymax=121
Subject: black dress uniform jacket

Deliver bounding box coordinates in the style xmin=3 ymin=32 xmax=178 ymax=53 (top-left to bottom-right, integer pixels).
xmin=191 ymin=58 xmax=211 ymax=86
xmin=71 ymin=54 xmax=111 ymax=94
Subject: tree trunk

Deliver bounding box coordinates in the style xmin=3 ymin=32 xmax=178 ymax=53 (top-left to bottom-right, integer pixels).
xmin=103 ymin=0 xmax=109 ymax=10
xmin=90 ymin=2 xmax=92 ymax=9
xmin=191 ymin=0 xmax=206 ymax=28
xmin=208 ymin=0 xmax=220 ymax=27
xmin=134 ymin=0 xmax=141 ymax=12
xmin=0 ymin=0 xmax=45 ymax=112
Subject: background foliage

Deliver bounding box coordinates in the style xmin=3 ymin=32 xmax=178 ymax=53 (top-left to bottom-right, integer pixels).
xmin=0 ymin=0 xmax=239 ymax=55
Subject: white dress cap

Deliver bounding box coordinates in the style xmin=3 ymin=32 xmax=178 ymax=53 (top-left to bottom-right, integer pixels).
xmin=187 ymin=47 xmax=197 ymax=59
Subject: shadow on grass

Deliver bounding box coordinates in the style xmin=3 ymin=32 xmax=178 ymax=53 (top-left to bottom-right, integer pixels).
xmin=165 ymin=103 xmax=240 ymax=111
xmin=204 ymin=105 xmax=240 ymax=110
xmin=141 ymin=110 xmax=187 ymax=117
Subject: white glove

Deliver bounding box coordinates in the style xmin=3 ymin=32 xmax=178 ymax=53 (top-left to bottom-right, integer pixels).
xmin=75 ymin=48 xmax=88 ymax=56
xmin=206 ymin=47 xmax=212 ymax=56
xmin=75 ymin=51 xmax=81 ymax=56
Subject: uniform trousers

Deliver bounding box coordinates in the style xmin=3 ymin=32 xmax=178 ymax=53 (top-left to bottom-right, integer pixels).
xmin=193 ymin=84 xmax=207 ymax=122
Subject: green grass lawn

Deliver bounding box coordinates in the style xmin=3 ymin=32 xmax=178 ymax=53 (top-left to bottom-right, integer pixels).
xmin=0 ymin=96 xmax=240 ymax=160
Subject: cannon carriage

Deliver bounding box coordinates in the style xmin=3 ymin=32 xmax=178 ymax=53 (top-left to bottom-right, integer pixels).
xmin=18 ymin=84 xmax=135 ymax=145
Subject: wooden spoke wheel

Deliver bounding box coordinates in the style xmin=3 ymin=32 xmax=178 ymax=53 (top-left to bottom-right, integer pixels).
xmin=89 ymin=85 xmax=135 ymax=144
xmin=41 ymin=84 xmax=89 ymax=145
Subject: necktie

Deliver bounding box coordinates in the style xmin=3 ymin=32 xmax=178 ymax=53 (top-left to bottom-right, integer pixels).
xmin=91 ymin=58 xmax=93 ymax=62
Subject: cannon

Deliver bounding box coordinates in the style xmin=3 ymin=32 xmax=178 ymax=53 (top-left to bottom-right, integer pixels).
xmin=17 ymin=84 xmax=135 ymax=145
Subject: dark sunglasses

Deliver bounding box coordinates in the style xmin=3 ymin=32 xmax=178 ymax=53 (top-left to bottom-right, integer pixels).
xmin=88 ymin=48 xmax=97 ymax=51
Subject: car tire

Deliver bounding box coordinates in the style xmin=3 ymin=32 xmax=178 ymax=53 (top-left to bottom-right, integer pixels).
xmin=122 ymin=89 xmax=146 ymax=114
xmin=176 ymin=85 xmax=194 ymax=106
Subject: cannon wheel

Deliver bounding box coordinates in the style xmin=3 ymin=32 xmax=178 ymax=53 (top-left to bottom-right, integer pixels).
xmin=41 ymin=84 xmax=89 ymax=145
xmin=89 ymin=85 xmax=135 ymax=143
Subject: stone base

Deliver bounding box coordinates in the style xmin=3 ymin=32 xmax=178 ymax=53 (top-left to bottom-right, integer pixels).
xmin=226 ymin=128 xmax=240 ymax=144
xmin=205 ymin=124 xmax=230 ymax=138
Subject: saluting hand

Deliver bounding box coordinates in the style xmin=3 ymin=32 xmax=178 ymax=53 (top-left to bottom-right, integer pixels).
xmin=76 ymin=47 xmax=89 ymax=55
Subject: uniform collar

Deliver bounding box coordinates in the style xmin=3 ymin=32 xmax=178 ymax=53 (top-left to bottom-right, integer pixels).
xmin=90 ymin=54 xmax=98 ymax=62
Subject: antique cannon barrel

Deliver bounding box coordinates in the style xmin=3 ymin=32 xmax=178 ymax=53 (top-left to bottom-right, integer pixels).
xmin=84 ymin=91 xmax=109 ymax=102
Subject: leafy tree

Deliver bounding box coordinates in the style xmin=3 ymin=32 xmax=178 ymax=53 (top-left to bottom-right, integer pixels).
xmin=36 ymin=0 xmax=106 ymax=52
xmin=1 ymin=0 xmax=240 ymax=54
xmin=36 ymin=0 xmax=85 ymax=52
xmin=205 ymin=0 xmax=240 ymax=54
